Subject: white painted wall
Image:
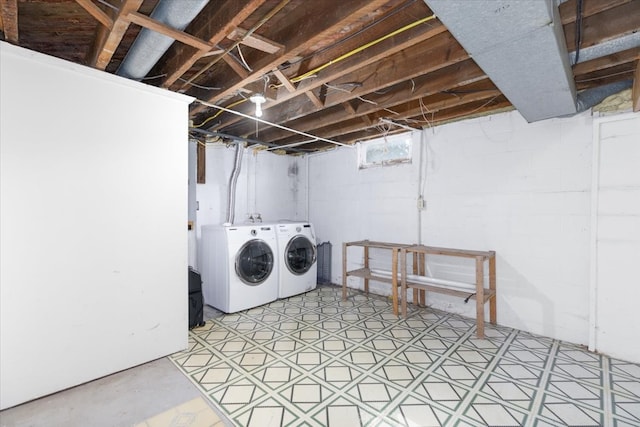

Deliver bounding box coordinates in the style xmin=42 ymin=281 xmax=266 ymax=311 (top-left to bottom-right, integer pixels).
xmin=591 ymin=113 xmax=640 ymax=363
xmin=195 ymin=144 xmax=306 ymax=268
xmin=0 ymin=43 xmax=192 ymax=409
xmin=310 ymin=111 xmax=596 ymax=346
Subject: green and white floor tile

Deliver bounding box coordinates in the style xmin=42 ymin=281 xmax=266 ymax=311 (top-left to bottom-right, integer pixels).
xmin=170 ymin=286 xmax=640 ymax=426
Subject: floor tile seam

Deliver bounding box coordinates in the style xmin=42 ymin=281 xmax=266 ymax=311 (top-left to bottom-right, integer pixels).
xmin=389 ymin=390 xmax=488 ymax=427
xmin=610 ymin=410 xmax=640 ymax=425
xmin=545 ymin=368 xmax=606 ymax=388
xmin=227 ymin=383 xmax=333 ymax=426
xmin=537 ymin=401 xmax=605 ymax=427
xmin=609 ymin=386 xmax=640 ymax=401
xmin=609 ymin=369 xmax=640 ymax=383
xmin=164 ymin=357 xmax=240 ymax=427
xmin=523 ymin=339 xmax=560 ymax=427
xmin=448 ymin=328 xmax=522 ymax=423
xmin=376 ymin=327 xmax=480 ymax=423
xmin=187 ymin=339 xmax=300 ymax=378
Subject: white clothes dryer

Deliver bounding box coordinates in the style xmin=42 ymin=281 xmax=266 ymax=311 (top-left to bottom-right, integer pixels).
xmin=275 ymin=221 xmax=317 ymax=299
xmin=201 ymin=224 xmax=278 ymax=313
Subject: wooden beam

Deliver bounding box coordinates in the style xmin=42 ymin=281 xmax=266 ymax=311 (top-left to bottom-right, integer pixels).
xmin=564 ymin=1 xmax=640 ymax=51
xmin=272 ymin=69 xmax=296 ymax=92
xmin=158 ymin=0 xmax=269 ymax=89
xmin=228 ymin=27 xmax=284 ymax=54
xmin=126 ymin=11 xmax=213 ymax=51
xmin=88 ymin=0 xmax=144 ymax=69
xmin=222 ymin=54 xmax=250 ymax=79
xmin=211 ymin=20 xmax=447 ymax=131
xmin=75 ymin=0 xmax=113 ymax=29
xmin=229 ymin=35 xmax=470 ymax=136
xmin=633 ymin=60 xmax=640 ymax=112
xmin=197 ymin=141 xmax=206 ymax=183
xmin=246 ymin=64 xmax=489 ymax=143
xmin=559 ymin=0 xmax=630 ymax=24
xmin=266 ymin=84 xmax=500 ymax=145
xmin=0 ymin=0 xmax=18 ymax=44
xmin=197 ymin=0 xmax=391 ymax=105
xmin=572 ymin=46 xmax=640 ymax=76
xmin=324 ymin=33 xmax=466 ymax=107
xmin=306 ymin=92 xmax=324 ymax=109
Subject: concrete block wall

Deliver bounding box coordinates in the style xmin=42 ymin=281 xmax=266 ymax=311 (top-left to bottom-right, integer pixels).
xmin=196 ymin=145 xmax=306 ymax=231
xmin=309 ymin=110 xmax=595 ymax=345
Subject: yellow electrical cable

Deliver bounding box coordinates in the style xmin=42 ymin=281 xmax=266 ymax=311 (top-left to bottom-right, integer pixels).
xmin=193 ymin=14 xmax=437 ymax=127
xmin=290 ymin=14 xmax=436 ymax=83
xmin=193 ymin=98 xmax=249 ymax=128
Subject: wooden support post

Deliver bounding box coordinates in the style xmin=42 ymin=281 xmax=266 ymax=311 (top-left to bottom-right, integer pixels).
xmin=419 ymin=253 xmax=426 ymax=306
xmin=475 ymin=256 xmax=485 ymax=338
xmin=489 ymin=252 xmax=497 ymax=325
xmin=363 ymin=246 xmax=370 ymax=294
xmin=342 ymin=242 xmax=348 ymax=301
xmin=391 ymin=248 xmax=399 ymax=316
xmin=412 ymin=252 xmax=419 ymax=306
xmin=400 ymin=249 xmax=407 ymax=317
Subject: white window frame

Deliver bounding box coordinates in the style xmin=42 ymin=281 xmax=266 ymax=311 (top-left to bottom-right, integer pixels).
xmin=357 ymin=133 xmax=413 ymax=169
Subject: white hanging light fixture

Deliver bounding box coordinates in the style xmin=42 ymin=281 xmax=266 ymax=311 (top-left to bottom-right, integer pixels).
xmin=249 ymin=94 xmax=266 ymax=118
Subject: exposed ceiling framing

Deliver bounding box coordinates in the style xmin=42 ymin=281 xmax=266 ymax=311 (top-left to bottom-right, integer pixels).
xmin=1 ymin=0 xmax=638 ymax=153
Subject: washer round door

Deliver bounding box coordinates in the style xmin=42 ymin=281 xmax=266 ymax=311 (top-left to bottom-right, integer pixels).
xmin=235 ymin=239 xmax=274 ymax=285
xmin=285 ymin=235 xmax=317 ymax=275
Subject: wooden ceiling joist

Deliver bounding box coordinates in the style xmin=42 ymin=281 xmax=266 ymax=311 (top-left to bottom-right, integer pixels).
xmin=158 ymin=0 xmax=269 ymax=89
xmin=564 ymin=1 xmax=640 ymax=51
xmin=227 ymin=27 xmax=284 ymax=54
xmin=229 ymin=37 xmax=471 ymax=137
xmin=0 ymin=0 xmax=18 ymax=44
xmin=75 ymin=0 xmax=113 ymax=29
xmin=88 ymin=0 xmax=144 ymax=69
xmin=211 ymin=20 xmax=447 ymax=131
xmin=126 ymin=11 xmax=213 ymax=52
xmin=197 ymin=0 xmax=391 ymax=106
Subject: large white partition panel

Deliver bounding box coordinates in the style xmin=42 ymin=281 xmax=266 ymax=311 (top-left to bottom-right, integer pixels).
xmin=591 ymin=113 xmax=640 ymax=363
xmin=0 ymin=42 xmax=193 ymax=409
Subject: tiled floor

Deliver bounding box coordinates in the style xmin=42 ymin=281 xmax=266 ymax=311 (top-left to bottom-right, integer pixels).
xmin=171 ymin=286 xmax=640 ymax=427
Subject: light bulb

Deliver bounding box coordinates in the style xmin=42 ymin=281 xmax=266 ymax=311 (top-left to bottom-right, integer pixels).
xmin=249 ymin=94 xmax=266 ymax=118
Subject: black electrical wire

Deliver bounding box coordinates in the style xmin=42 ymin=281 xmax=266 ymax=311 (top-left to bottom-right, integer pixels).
xmin=574 ymin=0 xmax=584 ymax=65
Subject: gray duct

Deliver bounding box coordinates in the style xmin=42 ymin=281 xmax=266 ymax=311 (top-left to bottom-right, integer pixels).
xmin=226 ymin=144 xmax=244 ymax=225
xmin=116 ymin=0 xmax=209 ymax=80
xmin=425 ymin=0 xmax=578 ymax=122
xmin=575 ymin=80 xmax=632 ymax=113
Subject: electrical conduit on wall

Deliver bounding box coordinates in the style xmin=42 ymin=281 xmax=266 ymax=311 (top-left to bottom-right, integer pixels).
xmin=226 ymin=144 xmax=244 ymax=225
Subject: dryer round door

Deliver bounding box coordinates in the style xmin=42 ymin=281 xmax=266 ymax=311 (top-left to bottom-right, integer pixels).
xmin=235 ymin=239 xmax=274 ymax=285
xmin=285 ymin=235 xmax=317 ymax=275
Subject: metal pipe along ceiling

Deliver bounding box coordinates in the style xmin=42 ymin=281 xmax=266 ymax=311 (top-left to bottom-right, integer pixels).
xmin=425 ymin=0 xmax=578 ymax=122
xmin=116 ymin=0 xmax=210 ymax=81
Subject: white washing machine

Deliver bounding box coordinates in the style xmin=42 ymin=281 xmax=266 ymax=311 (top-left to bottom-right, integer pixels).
xmin=201 ymin=224 xmax=279 ymax=313
xmin=275 ymin=221 xmax=317 ymax=299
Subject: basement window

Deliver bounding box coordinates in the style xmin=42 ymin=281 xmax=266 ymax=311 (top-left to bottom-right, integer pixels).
xmin=358 ymin=134 xmax=412 ymax=169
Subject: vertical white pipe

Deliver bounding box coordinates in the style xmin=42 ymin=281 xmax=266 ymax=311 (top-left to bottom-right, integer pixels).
xmin=306 ymin=154 xmax=310 ymax=221
xmin=588 ymin=118 xmax=602 ymax=352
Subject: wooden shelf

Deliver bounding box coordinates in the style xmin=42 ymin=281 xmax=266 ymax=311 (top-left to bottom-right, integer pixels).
xmin=343 ymin=239 xmax=497 ymax=339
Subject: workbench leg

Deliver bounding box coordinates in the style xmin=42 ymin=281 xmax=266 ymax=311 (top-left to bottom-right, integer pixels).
xmin=391 ymin=249 xmax=398 ymax=316
xmin=489 ymin=254 xmax=497 ymax=325
xmin=476 ymin=256 xmax=485 ymax=339
xmin=363 ymin=246 xmax=370 ymax=295
xmin=419 ymin=253 xmax=426 ymax=306
xmin=412 ymin=253 xmax=419 ymax=306
xmin=342 ymin=243 xmax=348 ymax=301
xmin=401 ymin=249 xmax=407 ymax=317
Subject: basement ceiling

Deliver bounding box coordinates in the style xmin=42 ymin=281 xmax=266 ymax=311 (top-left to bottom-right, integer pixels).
xmin=1 ymin=0 xmax=638 ymax=153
